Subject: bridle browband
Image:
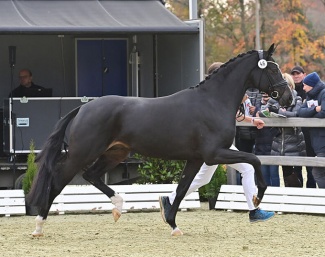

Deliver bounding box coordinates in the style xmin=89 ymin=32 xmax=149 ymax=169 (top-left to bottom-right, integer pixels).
xmin=257 ymin=50 xmax=288 ymax=100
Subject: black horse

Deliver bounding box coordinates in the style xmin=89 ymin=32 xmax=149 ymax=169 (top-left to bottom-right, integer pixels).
xmin=27 ymin=44 xmax=293 ymax=236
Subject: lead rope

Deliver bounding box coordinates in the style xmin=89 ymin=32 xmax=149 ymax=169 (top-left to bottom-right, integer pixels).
xmin=236 ymin=103 xmax=246 ymax=122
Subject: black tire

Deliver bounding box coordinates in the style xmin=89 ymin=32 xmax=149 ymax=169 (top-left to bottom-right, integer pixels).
xmin=14 ymin=173 xmax=26 ymax=189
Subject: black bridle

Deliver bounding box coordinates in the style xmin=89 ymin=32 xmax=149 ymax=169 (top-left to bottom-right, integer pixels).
xmin=237 ymin=50 xmax=289 ymax=120
xmin=257 ymin=50 xmax=288 ymax=101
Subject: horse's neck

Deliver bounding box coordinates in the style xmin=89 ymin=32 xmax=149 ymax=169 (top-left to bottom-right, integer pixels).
xmin=207 ymin=58 xmax=256 ymax=114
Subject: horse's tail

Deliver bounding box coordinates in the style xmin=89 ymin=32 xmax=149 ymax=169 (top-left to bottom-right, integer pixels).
xmin=26 ymin=106 xmax=81 ymax=208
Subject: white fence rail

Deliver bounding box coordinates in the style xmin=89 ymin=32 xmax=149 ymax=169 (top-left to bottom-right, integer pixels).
xmin=0 ymin=184 xmax=201 ymax=217
xmin=216 ymin=185 xmax=325 ymax=214
xmin=0 ymin=190 xmax=26 ymax=216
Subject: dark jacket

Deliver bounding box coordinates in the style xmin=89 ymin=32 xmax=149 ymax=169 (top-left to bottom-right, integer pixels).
xmin=271 ymin=91 xmax=306 ymax=156
xmin=271 ymin=127 xmax=306 ymax=156
xmin=254 ymin=127 xmax=278 ymax=155
xmin=298 ymin=82 xmax=325 ymax=154
xmin=294 ymin=81 xmax=306 ymax=101
xmin=236 ymin=126 xmax=257 ymax=140
xmin=8 ymin=83 xmax=45 ymax=97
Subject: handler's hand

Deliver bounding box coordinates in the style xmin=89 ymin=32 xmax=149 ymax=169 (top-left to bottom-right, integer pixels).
xmin=253 ymin=118 xmax=265 ymax=129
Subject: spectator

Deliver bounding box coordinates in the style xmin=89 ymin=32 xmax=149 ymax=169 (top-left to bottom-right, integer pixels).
xmin=291 ymin=66 xmax=306 ymax=100
xmin=254 ymin=93 xmax=280 ymax=186
xmin=290 ymin=66 xmax=316 ymax=188
xmin=9 ymin=69 xmax=45 ymax=97
xmin=271 ymin=73 xmax=306 ymax=187
xmin=298 ymin=72 xmax=325 ymax=188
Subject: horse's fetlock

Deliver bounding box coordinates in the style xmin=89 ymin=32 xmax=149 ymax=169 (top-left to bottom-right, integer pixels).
xmin=111 ymin=194 xmax=123 ymax=213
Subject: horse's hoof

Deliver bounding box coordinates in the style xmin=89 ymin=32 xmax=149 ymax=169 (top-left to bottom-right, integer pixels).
xmin=32 ymin=231 xmax=44 ymax=237
xmin=253 ymin=195 xmax=261 ymax=208
xmin=112 ymin=208 xmax=121 ymax=222
xmin=171 ymin=227 xmax=183 ymax=236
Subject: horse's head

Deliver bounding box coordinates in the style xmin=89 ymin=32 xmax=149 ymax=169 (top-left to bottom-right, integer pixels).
xmin=250 ymin=44 xmax=293 ymax=107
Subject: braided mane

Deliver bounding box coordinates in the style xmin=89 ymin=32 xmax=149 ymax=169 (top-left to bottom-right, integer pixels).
xmin=190 ymin=50 xmax=257 ymax=89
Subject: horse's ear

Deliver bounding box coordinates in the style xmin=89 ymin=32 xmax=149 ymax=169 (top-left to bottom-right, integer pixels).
xmin=267 ymin=43 xmax=276 ymax=57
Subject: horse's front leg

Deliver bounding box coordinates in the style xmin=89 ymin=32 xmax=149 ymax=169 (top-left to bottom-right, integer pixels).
xmin=208 ymin=148 xmax=267 ymax=207
xmin=32 ymin=208 xmax=50 ymax=237
xmin=252 ymin=157 xmax=267 ymax=207
xmin=166 ymin=160 xmax=203 ymax=236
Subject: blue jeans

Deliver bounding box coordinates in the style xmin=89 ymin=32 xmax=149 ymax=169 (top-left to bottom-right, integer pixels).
xmin=261 ymin=165 xmax=280 ymax=186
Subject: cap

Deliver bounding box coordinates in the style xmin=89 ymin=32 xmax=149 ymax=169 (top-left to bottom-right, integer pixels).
xmin=303 ymin=72 xmax=320 ymax=88
xmin=290 ymin=66 xmax=305 ymax=74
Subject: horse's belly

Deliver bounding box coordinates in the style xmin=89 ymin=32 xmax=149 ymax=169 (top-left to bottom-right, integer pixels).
xmin=126 ymin=132 xmax=199 ymax=159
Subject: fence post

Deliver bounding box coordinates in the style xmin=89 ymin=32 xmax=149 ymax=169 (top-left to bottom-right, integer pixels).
xmin=227 ymin=167 xmax=237 ymax=185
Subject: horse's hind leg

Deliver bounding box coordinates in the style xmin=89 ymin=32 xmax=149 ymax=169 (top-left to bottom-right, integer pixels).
xmin=32 ymin=160 xmax=88 ymax=236
xmin=83 ymin=147 xmax=130 ymax=222
xmin=32 ymin=188 xmax=62 ymax=237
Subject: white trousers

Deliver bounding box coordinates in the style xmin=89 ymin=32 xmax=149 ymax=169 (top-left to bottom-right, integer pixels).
xmin=168 ymin=145 xmax=257 ymax=210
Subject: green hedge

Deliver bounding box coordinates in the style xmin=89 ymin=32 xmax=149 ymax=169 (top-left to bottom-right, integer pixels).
xmin=22 ymin=140 xmax=38 ymax=195
xmin=133 ymin=154 xmax=185 ymax=184
xmin=133 ymin=154 xmax=227 ymax=200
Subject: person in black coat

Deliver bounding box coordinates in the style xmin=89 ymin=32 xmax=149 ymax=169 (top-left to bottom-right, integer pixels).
xmin=298 ymin=72 xmax=325 ymax=188
xmin=290 ymin=66 xmax=316 ymax=188
xmin=291 ymin=65 xmax=306 ymax=100
xmin=271 ymin=73 xmax=306 ymax=187
xmin=9 ymin=69 xmax=45 ymax=97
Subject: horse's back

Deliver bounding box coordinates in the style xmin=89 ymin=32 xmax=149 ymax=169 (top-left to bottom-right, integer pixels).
xmin=78 ymin=93 xmax=202 ymax=126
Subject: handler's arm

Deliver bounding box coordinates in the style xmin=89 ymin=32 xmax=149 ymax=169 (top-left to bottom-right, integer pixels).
xmin=237 ymin=116 xmax=265 ymax=129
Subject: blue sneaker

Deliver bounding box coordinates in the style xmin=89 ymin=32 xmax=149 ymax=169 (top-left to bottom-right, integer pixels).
xmin=159 ymin=196 xmax=171 ymax=224
xmin=249 ymin=208 xmax=275 ymax=223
